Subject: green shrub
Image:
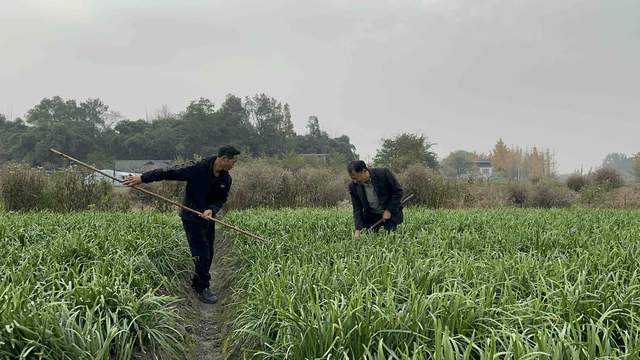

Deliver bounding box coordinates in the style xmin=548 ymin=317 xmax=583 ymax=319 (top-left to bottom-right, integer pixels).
xmin=566 ymin=173 xmax=589 ymax=192
xmin=507 ymin=182 xmax=528 ymax=206
xmin=398 ymin=164 xmax=457 ymax=208
xmin=227 ymin=161 xmax=349 ymax=209
xmin=0 ymin=164 xmax=122 ymax=212
xmin=592 ymin=167 xmax=624 ymax=190
xmin=579 ymin=184 xmax=608 ymax=206
xmin=44 ymin=168 xmax=114 ymax=211
xmin=0 ymin=163 xmax=48 ymax=211
xmin=526 ymin=180 xmax=574 ymax=208
xmin=289 ymin=167 xmax=349 ymax=207
xmin=131 ymin=181 xmax=185 ymax=212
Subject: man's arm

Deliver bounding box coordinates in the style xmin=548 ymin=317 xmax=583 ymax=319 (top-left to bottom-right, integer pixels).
xmin=122 ymin=161 xmax=202 ymax=187
xmin=384 ymin=168 xmax=404 ymax=214
xmin=141 ymin=161 xmax=202 ymax=183
xmin=350 ymin=184 xmax=365 ymax=231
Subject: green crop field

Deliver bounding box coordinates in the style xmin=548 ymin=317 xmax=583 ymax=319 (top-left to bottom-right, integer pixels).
xmin=225 ymin=208 xmax=640 ymax=359
xmin=0 ymin=212 xmax=191 ymax=359
xmin=2 ymin=208 xmax=640 ymax=359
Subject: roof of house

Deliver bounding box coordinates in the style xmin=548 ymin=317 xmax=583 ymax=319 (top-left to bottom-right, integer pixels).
xmin=474 ymin=160 xmax=492 ymax=167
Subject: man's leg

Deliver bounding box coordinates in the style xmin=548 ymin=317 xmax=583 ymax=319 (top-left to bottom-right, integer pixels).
xmin=182 ymin=220 xmax=217 ymax=303
xmin=192 ymin=255 xmax=217 ymax=304
xmin=366 ymin=212 xmax=397 ymax=233
xmin=199 ymin=224 xmax=215 ymax=290
xmin=366 ymin=212 xmax=384 ymax=232
xmin=383 ymin=219 xmax=398 ymax=232
xmin=192 ymin=256 xmax=211 ymax=292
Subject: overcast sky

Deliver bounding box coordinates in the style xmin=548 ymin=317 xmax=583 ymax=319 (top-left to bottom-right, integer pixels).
xmin=1 ymin=0 xmax=638 ymax=173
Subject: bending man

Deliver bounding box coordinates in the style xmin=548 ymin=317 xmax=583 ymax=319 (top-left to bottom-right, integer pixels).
xmin=347 ymin=160 xmax=404 ymax=239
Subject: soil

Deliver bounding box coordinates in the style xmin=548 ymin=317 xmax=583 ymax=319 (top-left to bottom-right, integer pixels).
xmin=182 ymin=229 xmax=239 ymax=360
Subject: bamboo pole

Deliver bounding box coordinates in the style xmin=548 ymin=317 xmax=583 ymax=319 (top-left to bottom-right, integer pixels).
xmin=49 ymin=148 xmax=266 ymax=241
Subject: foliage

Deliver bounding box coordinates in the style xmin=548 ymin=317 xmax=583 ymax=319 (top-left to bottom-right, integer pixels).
xmin=397 ymin=163 xmax=456 ymax=208
xmin=225 ymin=208 xmax=640 ymax=358
xmin=489 ymin=138 xmax=556 ymax=181
xmin=602 ymin=152 xmax=634 ymax=180
xmin=440 ymin=150 xmax=477 ymax=177
xmin=227 ymin=160 xmax=349 ymax=209
xmin=0 ymin=212 xmax=191 ymax=358
xmin=0 ymin=164 xmax=128 ymax=212
xmin=526 ymin=180 xmax=575 ymax=208
xmin=591 ymin=167 xmax=624 ymax=190
xmin=0 ymin=94 xmax=357 ymax=168
xmin=578 ymin=184 xmax=609 ymax=206
xmin=566 ymin=173 xmax=589 ymax=192
xmin=506 ymin=182 xmax=528 ymax=206
xmin=374 ymin=133 xmax=438 ymax=171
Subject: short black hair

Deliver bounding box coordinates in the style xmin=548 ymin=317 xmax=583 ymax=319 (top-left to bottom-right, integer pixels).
xmin=347 ymin=160 xmax=367 ymax=173
xmin=218 ymin=145 xmax=241 ymax=158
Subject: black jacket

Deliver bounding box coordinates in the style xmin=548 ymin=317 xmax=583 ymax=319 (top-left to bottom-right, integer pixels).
xmin=140 ymin=156 xmax=231 ymax=224
xmin=348 ymin=167 xmax=404 ymax=230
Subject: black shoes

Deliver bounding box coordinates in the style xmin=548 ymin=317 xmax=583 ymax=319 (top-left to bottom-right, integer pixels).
xmin=195 ymin=287 xmax=218 ymax=304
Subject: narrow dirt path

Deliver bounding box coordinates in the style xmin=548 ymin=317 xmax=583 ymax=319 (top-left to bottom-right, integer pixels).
xmin=184 ymin=230 xmax=237 ymax=360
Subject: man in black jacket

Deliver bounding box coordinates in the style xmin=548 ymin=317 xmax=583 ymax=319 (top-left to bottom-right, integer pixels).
xmin=347 ymin=160 xmax=404 ymax=239
xmin=122 ymin=145 xmax=240 ymax=304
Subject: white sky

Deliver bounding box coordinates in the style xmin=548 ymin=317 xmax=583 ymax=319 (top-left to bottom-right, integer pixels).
xmin=1 ymin=0 xmax=638 ymax=172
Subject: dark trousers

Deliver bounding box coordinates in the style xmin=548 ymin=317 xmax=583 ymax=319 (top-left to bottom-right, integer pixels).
xmin=182 ymin=219 xmax=214 ymax=292
xmin=366 ymin=212 xmax=398 ymax=233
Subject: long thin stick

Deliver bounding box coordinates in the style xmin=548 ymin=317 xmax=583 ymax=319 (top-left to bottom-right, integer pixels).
xmin=364 ymin=193 xmax=415 ymax=232
xmin=49 ymin=148 xmax=266 ymax=241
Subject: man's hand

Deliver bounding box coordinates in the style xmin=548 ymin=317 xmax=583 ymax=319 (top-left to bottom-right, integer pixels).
xmin=202 ymin=209 xmax=215 ymax=219
xmin=354 ymin=229 xmax=361 ymax=239
xmin=382 ymin=210 xmax=392 ymax=222
xmin=122 ymin=175 xmax=142 ymax=187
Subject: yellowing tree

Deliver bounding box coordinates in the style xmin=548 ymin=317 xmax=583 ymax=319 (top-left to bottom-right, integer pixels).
xmin=507 ymin=146 xmax=523 ymax=180
xmin=527 ymin=147 xmax=545 ymax=181
xmin=490 ymin=138 xmax=511 ymax=172
xmin=489 ymin=139 xmax=556 ymax=180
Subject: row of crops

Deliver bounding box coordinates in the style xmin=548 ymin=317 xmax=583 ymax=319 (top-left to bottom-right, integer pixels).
xmin=0 ymin=212 xmax=191 ymax=359
xmin=2 ymin=208 xmax=640 ymax=358
xmin=225 ymin=208 xmax=640 ymax=358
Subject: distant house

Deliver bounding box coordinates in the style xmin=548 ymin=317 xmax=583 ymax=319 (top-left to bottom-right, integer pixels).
xmin=474 ymin=160 xmax=493 ymax=178
xmin=114 ymin=160 xmax=172 ymax=174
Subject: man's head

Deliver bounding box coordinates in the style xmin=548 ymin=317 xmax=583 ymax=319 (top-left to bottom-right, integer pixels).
xmin=216 ymin=145 xmax=240 ymax=171
xmin=347 ymin=160 xmax=370 ymax=184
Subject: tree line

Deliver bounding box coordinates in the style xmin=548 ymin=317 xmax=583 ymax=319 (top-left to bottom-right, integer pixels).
xmin=2 ymin=95 xmax=636 ymax=181
xmin=0 ymin=94 xmax=357 ymax=168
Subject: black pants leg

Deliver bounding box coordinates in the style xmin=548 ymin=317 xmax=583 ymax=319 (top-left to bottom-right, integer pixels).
xmin=192 ymin=255 xmax=212 ymax=292
xmin=367 ymin=212 xmax=398 ymax=233
xmin=182 ymin=220 xmax=215 ymax=292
